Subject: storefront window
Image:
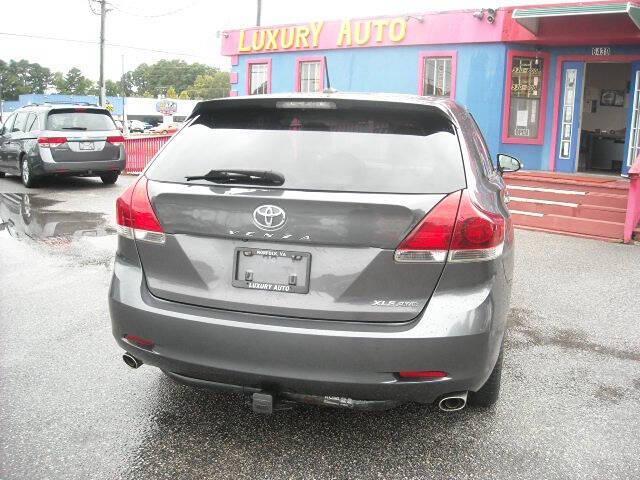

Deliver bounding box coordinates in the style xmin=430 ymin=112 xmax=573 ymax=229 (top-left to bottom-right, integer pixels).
xmin=248 ymin=62 xmax=270 ymax=95
xmin=298 ymin=60 xmax=323 ymax=93
xmin=423 ymin=57 xmax=452 ymax=97
xmin=507 ymin=56 xmax=544 ymax=139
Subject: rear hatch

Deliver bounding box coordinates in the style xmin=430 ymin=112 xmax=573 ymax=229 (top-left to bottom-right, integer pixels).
xmin=43 ymin=108 xmax=121 ymax=162
xmin=139 ymin=98 xmax=466 ymax=322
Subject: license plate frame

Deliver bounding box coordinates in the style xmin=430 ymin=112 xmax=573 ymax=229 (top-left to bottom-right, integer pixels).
xmin=232 ymin=247 xmax=311 ymax=294
xmin=79 ymin=141 xmax=95 ymax=151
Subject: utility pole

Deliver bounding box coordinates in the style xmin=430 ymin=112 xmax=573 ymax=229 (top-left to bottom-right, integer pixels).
xmin=121 ymin=54 xmax=128 ymax=135
xmin=256 ymin=0 xmax=262 ymax=26
xmin=99 ymin=0 xmax=107 ymax=107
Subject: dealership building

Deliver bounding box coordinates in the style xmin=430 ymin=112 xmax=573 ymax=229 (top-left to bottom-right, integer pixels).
xmin=221 ymin=1 xmax=640 ymax=177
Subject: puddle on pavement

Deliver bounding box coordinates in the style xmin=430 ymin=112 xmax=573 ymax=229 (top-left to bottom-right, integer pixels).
xmin=507 ymin=307 xmax=640 ymax=362
xmin=0 ymin=193 xmax=116 ymax=243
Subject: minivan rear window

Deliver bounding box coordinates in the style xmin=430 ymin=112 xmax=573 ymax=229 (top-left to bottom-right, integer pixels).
xmin=146 ymin=102 xmax=465 ymax=194
xmin=46 ymin=110 xmax=116 ymax=131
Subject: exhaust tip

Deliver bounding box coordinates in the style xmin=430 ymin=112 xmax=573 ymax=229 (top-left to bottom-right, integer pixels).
xmin=123 ymin=353 xmax=142 ymax=369
xmin=438 ymin=391 xmax=468 ymax=412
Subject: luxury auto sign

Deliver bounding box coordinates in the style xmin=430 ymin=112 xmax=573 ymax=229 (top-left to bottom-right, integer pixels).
xmin=237 ymin=17 xmax=409 ymax=53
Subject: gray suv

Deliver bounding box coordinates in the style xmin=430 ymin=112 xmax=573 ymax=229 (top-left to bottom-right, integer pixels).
xmin=0 ymin=103 xmax=126 ymax=187
xmin=109 ymin=93 xmax=521 ymax=413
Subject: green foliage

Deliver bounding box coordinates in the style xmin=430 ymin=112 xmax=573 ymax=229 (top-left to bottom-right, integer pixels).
xmin=1 ymin=58 xmax=228 ymax=101
xmin=54 ymin=67 xmax=96 ymax=95
xmin=127 ymin=59 xmax=219 ymax=97
xmin=0 ymin=59 xmax=52 ymax=100
xmin=185 ymin=72 xmax=230 ymax=100
xmin=166 ymin=86 xmax=178 ymax=99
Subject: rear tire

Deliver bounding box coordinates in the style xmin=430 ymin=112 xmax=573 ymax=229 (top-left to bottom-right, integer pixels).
xmin=100 ymin=172 xmax=119 ymax=184
xmin=21 ymin=157 xmax=39 ymax=188
xmin=467 ymin=346 xmax=503 ymax=408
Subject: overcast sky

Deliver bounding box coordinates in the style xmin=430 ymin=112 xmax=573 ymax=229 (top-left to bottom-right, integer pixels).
xmin=1 ymin=0 xmax=576 ymax=80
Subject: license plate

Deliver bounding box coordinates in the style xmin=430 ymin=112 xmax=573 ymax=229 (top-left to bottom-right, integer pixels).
xmin=232 ymin=247 xmax=311 ymax=294
xmin=79 ymin=141 xmax=94 ymax=150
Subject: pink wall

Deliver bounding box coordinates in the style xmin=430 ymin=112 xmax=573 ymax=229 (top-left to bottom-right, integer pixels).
xmin=221 ymin=10 xmax=504 ymax=56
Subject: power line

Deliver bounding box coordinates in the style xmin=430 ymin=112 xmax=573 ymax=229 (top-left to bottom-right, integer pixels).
xmin=0 ymin=32 xmax=213 ymax=59
xmin=109 ymin=0 xmax=203 ymax=19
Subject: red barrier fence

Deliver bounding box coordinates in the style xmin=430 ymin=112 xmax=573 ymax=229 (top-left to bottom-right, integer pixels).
xmin=623 ymin=155 xmax=640 ymax=243
xmin=124 ymin=135 xmax=171 ymax=174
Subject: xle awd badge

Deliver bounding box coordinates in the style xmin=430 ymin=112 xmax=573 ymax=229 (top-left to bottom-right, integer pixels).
xmin=253 ymin=205 xmax=286 ymax=231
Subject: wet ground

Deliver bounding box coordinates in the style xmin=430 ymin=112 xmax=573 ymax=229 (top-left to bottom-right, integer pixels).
xmin=1 ymin=175 xmax=639 ymax=479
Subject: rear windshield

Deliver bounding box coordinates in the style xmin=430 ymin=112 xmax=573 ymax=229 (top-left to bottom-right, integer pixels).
xmin=46 ymin=110 xmax=116 ymax=131
xmin=146 ymin=102 xmax=465 ymax=194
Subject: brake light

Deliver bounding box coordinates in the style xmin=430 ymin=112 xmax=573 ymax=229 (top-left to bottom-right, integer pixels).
xmin=38 ymin=136 xmax=67 ymax=148
xmin=116 ymin=176 xmax=165 ymax=243
xmin=394 ymin=191 xmax=460 ymax=263
xmin=106 ymin=135 xmax=125 ymax=146
xmin=394 ymin=190 xmax=504 ymax=263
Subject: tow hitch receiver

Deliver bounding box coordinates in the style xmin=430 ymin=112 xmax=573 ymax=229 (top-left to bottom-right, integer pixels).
xmin=251 ymin=392 xmax=295 ymax=414
xmin=252 ymin=392 xmax=274 ymax=414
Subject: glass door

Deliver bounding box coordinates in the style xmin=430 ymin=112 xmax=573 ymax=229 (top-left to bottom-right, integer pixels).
xmin=555 ymin=61 xmax=585 ymax=173
xmin=624 ymin=61 xmax=640 ymax=175
xmin=556 ymin=62 xmax=585 ymax=172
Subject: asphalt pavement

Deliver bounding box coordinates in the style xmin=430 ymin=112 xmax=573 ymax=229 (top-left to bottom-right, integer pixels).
xmin=1 ymin=174 xmax=639 ymax=480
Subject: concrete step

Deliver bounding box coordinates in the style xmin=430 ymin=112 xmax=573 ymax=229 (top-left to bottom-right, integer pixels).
xmin=504 ymin=171 xmax=629 ymax=195
xmin=510 ymin=211 xmax=624 ymax=240
xmin=507 ymin=185 xmax=628 ymax=209
xmin=509 ymin=198 xmax=627 ymax=223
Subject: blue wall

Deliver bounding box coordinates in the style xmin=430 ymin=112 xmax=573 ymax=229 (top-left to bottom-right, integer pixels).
xmin=233 ymin=43 xmax=640 ymax=173
xmin=1 ymin=94 xmax=124 ymax=115
xmin=234 ymin=44 xmax=507 ymax=158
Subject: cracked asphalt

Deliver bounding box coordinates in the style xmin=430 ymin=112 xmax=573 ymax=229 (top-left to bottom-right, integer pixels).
xmin=1 ymin=175 xmax=639 ymax=479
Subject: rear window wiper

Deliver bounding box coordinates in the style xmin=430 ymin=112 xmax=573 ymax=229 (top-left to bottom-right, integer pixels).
xmin=61 ymin=127 xmax=88 ymax=130
xmin=185 ymin=169 xmax=285 ymax=186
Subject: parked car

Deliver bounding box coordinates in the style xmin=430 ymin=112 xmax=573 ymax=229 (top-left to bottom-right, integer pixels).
xmin=128 ymin=120 xmax=147 ymax=133
xmin=149 ymin=122 xmax=181 ymax=135
xmin=0 ymin=103 xmax=126 ymax=187
xmin=110 ymin=93 xmax=522 ymax=414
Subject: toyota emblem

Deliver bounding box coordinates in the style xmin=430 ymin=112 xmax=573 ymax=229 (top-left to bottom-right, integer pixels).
xmin=252 ymin=205 xmax=286 ymax=231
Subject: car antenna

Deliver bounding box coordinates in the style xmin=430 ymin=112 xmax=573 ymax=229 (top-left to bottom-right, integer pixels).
xmin=323 ymin=57 xmax=337 ymax=93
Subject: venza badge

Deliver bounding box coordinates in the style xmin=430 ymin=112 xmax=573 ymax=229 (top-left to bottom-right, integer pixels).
xmin=253 ymin=205 xmax=286 ymax=231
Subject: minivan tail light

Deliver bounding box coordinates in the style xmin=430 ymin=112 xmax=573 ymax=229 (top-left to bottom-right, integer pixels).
xmin=38 ymin=136 xmax=67 ymax=148
xmin=106 ymin=135 xmax=125 ymax=146
xmin=116 ymin=176 xmax=165 ymax=244
xmin=394 ymin=190 xmax=504 ymax=263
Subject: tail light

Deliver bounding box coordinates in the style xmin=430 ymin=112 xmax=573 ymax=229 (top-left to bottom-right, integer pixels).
xmin=395 ymin=190 xmax=504 ymax=263
xmin=116 ymin=176 xmax=165 ymax=244
xmin=38 ymin=137 xmax=67 ymax=148
xmin=106 ymin=135 xmax=125 ymax=146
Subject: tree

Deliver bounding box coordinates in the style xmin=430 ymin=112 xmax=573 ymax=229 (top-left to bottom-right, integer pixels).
xmin=178 ymin=90 xmax=190 ymax=100
xmin=53 ymin=67 xmax=96 ymax=95
xmin=105 ymin=80 xmax=122 ymax=96
xmin=185 ymin=72 xmax=230 ymax=100
xmin=166 ymin=86 xmax=178 ymax=99
xmin=127 ymin=59 xmax=219 ymax=97
xmin=0 ymin=59 xmax=52 ymax=100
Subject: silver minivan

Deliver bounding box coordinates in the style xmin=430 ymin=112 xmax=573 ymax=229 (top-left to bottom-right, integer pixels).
xmin=0 ymin=104 xmax=126 ymax=187
xmin=109 ymin=93 xmax=521 ymax=413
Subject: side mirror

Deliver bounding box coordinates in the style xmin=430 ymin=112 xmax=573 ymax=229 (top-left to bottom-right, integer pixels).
xmin=497 ymin=154 xmax=523 ymax=174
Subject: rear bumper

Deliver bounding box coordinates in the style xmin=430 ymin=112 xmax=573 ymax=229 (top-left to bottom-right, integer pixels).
xmin=38 ymin=158 xmax=125 ymax=175
xmin=109 ymin=254 xmax=510 ymax=404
